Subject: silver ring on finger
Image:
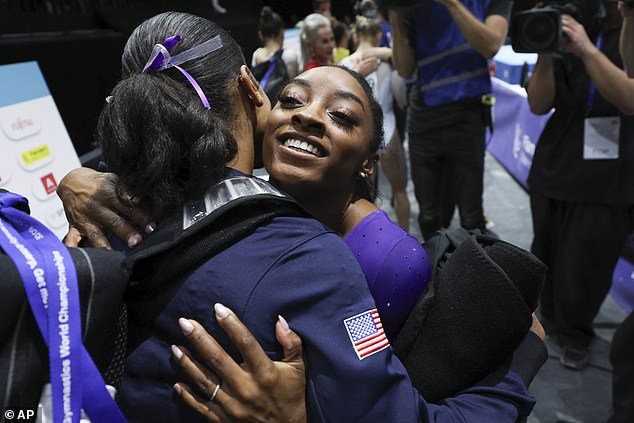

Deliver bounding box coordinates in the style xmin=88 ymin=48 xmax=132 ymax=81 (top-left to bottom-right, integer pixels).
xmin=209 ymin=383 xmax=221 ymax=402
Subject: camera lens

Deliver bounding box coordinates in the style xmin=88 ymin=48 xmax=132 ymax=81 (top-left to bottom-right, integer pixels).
xmin=520 ymin=13 xmax=558 ymax=51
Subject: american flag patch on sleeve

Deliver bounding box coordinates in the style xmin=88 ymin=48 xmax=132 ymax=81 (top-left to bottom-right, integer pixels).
xmin=343 ymin=308 xmax=390 ymax=360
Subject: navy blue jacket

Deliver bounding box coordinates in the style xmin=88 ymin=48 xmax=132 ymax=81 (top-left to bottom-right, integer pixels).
xmin=118 ymin=214 xmax=535 ymax=422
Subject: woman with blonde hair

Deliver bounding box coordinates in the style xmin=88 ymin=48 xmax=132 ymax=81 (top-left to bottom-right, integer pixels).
xmin=300 ymin=13 xmax=335 ymax=71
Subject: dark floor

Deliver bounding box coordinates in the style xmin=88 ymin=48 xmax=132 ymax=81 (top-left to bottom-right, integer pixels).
xmin=376 ymin=152 xmax=626 ymax=423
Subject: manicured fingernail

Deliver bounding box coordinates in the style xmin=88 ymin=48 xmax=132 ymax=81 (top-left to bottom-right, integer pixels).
xmin=171 ymin=344 xmax=183 ymax=360
xmin=178 ymin=317 xmax=194 ymax=334
xmin=214 ymin=303 xmax=229 ymax=319
xmin=127 ymin=233 xmax=142 ymax=248
xmin=145 ymin=223 xmax=156 ymax=233
xmin=278 ymin=315 xmax=290 ymax=332
xmin=173 ymin=383 xmax=182 ymax=394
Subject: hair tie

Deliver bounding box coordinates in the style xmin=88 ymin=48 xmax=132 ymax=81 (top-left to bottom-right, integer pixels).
xmin=142 ymin=34 xmax=224 ymax=110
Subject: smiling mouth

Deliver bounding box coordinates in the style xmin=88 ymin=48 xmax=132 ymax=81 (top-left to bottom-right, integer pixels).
xmin=280 ymin=137 xmax=325 ymax=157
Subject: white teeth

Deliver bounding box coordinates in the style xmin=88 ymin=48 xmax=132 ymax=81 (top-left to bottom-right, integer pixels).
xmin=282 ymin=138 xmax=321 ymax=156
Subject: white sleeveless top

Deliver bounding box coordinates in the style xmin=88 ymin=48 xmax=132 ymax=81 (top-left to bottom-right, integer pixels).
xmin=339 ymin=56 xmax=396 ymax=145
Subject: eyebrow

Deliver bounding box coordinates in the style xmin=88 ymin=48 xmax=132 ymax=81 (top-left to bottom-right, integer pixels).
xmin=286 ymin=78 xmax=366 ymax=112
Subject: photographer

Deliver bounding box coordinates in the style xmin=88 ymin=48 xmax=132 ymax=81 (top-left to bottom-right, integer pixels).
xmin=527 ymin=0 xmax=634 ymax=370
xmin=609 ymin=3 xmax=634 ymax=421
xmin=389 ymin=0 xmax=510 ymax=239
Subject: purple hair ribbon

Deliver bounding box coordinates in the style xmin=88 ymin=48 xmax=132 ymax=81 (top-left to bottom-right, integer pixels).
xmin=142 ymin=35 xmax=224 ymax=110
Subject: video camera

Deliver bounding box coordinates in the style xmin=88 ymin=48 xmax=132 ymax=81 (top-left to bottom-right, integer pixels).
xmin=511 ymin=0 xmax=605 ymax=53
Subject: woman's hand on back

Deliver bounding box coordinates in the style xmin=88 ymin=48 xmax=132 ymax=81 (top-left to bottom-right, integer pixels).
xmin=57 ymin=167 xmax=154 ymax=249
xmin=172 ymin=304 xmax=307 ymax=423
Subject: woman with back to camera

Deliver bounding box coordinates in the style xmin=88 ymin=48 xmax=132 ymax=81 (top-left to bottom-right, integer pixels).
xmin=340 ymin=16 xmax=411 ymax=231
xmin=251 ymin=6 xmax=298 ymax=101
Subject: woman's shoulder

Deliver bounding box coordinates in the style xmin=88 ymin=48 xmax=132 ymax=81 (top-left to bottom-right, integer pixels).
xmin=338 ymin=51 xmax=361 ymax=69
xmin=252 ymin=48 xmax=273 ymax=66
xmin=281 ymin=48 xmax=298 ymax=62
xmin=350 ymin=210 xmax=422 ymax=257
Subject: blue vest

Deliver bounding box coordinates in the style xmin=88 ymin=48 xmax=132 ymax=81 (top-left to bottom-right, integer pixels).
xmin=414 ymin=0 xmax=491 ymax=107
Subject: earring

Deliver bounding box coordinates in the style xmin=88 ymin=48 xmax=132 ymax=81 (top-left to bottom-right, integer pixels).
xmin=359 ymin=171 xmax=368 ymax=179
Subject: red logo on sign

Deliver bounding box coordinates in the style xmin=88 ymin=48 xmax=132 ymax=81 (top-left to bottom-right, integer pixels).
xmin=40 ymin=173 xmax=58 ymax=195
xmin=11 ymin=117 xmax=34 ymax=132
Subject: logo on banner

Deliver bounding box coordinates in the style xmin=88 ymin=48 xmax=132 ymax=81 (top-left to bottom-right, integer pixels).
xmin=40 ymin=173 xmax=58 ymax=195
xmin=18 ymin=144 xmax=53 ymax=171
xmin=512 ymin=123 xmax=535 ymax=167
xmin=1 ymin=114 xmax=41 ymax=141
xmin=344 ymin=308 xmax=389 ymax=360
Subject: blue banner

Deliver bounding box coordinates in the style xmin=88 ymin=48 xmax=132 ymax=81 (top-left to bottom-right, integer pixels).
xmin=486 ymin=78 xmax=551 ymax=189
xmin=611 ymin=235 xmax=634 ymax=314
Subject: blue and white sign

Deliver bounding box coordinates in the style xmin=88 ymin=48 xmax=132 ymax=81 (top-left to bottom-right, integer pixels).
xmin=486 ymin=77 xmax=552 ymax=189
xmin=0 ymin=61 xmax=81 ymax=239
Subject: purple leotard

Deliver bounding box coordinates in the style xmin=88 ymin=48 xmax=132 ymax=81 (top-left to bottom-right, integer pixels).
xmin=344 ymin=210 xmax=432 ymax=340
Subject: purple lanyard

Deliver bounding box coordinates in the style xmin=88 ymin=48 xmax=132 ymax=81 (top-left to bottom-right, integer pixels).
xmin=259 ymin=53 xmax=279 ymax=90
xmin=586 ymin=32 xmax=604 ymax=112
xmin=0 ymin=192 xmax=127 ymax=423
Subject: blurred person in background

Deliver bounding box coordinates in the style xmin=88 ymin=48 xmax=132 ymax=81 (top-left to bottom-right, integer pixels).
xmin=313 ymin=0 xmax=332 ymax=17
xmin=251 ymin=6 xmax=298 ymax=101
xmin=527 ymin=0 xmax=634 ymax=370
xmin=389 ymin=0 xmax=510 ymax=240
xmin=341 ymin=16 xmax=411 ymax=230
xmin=332 ymin=18 xmax=351 ymax=63
xmin=300 ymin=13 xmax=335 ymax=70
xmin=609 ymin=2 xmax=634 ymax=421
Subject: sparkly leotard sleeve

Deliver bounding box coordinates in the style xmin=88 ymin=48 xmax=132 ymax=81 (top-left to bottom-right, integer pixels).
xmin=344 ymin=210 xmax=432 ymax=340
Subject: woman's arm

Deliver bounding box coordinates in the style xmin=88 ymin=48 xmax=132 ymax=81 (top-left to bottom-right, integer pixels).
xmin=57 ymin=167 xmax=154 ymax=249
xmin=360 ymin=47 xmax=392 ymax=62
xmin=175 ymin=303 xmax=545 ymax=423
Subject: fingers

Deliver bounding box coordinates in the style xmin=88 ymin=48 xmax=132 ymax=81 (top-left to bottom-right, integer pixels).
xmin=63 ymin=226 xmax=83 ymax=248
xmin=111 ymin=192 xmax=156 ymax=235
xmin=87 ymin=204 xmax=142 ymax=248
xmin=79 ymin=221 xmax=112 ymax=249
xmin=173 ymin=382 xmax=229 ymax=423
xmin=275 ymin=316 xmax=304 ymax=365
xmin=171 ymin=345 xmax=222 ymax=400
xmin=58 ymin=168 xmax=144 ymax=249
xmin=177 ymin=317 xmax=245 ymax=386
xmin=212 ymin=304 xmax=274 ymax=377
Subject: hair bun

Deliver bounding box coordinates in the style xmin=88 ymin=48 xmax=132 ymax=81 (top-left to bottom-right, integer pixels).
xmin=260 ymin=6 xmax=274 ymax=20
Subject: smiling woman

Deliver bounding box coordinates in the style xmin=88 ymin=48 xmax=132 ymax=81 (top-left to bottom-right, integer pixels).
xmin=263 ymin=65 xmax=429 ymax=340
xmin=265 ymin=66 xmax=382 ymax=231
